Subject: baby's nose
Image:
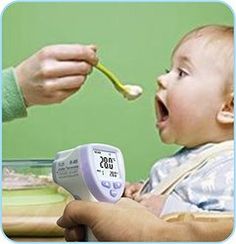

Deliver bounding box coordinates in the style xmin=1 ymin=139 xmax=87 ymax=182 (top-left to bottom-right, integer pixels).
xmin=157 ymin=75 xmax=167 ymax=89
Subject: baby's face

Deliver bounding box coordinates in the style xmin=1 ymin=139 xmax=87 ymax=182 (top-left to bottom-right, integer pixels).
xmin=155 ymin=37 xmax=227 ymax=147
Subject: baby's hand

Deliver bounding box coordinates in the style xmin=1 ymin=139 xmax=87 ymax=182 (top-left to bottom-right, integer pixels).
xmin=123 ymin=182 xmax=144 ymax=199
xmin=135 ymin=193 xmax=167 ymax=217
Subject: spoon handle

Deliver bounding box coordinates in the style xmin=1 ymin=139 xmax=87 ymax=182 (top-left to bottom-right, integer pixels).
xmin=95 ymin=62 xmax=126 ymax=93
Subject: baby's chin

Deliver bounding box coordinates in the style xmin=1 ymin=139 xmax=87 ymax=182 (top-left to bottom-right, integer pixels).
xmin=158 ymin=130 xmax=176 ymax=145
xmin=161 ymin=136 xmax=202 ymax=148
xmin=158 ymin=132 xmax=192 ymax=147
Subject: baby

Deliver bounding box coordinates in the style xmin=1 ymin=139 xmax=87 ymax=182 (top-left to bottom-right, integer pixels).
xmin=124 ymin=25 xmax=234 ymax=217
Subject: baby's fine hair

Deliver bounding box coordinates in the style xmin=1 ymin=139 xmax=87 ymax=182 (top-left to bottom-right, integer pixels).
xmin=175 ymin=25 xmax=234 ymax=93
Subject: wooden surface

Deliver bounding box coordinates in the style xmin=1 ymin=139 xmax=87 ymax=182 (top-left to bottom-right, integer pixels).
xmin=3 ymin=216 xmax=64 ymax=237
xmin=3 ymin=216 xmax=66 ymax=242
xmin=8 ymin=237 xmax=65 ymax=242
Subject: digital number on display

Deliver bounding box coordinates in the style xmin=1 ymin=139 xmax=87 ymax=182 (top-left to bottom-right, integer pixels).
xmin=93 ymin=150 xmax=120 ymax=180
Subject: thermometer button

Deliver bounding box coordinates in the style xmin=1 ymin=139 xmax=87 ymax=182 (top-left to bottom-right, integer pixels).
xmin=101 ymin=181 xmax=111 ymax=188
xmin=110 ymin=190 xmax=118 ymax=197
xmin=113 ymin=182 xmax=122 ymax=189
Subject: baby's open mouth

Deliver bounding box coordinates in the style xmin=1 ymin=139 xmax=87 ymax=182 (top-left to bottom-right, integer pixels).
xmin=157 ymin=97 xmax=169 ymax=122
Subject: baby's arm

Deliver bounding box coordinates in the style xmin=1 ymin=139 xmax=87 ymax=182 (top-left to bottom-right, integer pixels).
xmin=124 ymin=181 xmax=167 ymax=217
xmin=123 ymin=182 xmax=144 ymax=199
xmin=135 ymin=193 xmax=168 ymax=217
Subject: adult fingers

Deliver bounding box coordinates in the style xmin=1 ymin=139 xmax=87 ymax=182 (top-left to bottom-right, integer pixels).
xmin=88 ymin=44 xmax=97 ymax=52
xmin=64 ymin=226 xmax=85 ymax=242
xmin=57 ymin=89 xmax=80 ymax=102
xmin=57 ymin=200 xmax=103 ymax=229
xmin=39 ymin=44 xmax=98 ymax=65
xmin=46 ymin=75 xmax=86 ymax=90
xmin=43 ymin=89 xmax=78 ymax=104
xmin=39 ymin=60 xmax=93 ymax=78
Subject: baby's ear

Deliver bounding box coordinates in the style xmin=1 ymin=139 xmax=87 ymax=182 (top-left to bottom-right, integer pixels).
xmin=217 ymin=93 xmax=234 ymax=124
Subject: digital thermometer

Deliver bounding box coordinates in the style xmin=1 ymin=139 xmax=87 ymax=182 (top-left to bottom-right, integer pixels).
xmin=52 ymin=143 xmax=125 ymax=240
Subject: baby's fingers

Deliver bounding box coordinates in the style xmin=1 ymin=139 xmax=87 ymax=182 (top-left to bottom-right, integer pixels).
xmin=124 ymin=183 xmax=143 ymax=199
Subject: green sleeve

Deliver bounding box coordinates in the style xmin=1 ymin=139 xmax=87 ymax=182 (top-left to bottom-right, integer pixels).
xmin=2 ymin=67 xmax=27 ymax=122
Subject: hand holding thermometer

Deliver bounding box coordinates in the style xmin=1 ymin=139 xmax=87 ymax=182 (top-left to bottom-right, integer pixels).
xmin=52 ymin=143 xmax=125 ymax=241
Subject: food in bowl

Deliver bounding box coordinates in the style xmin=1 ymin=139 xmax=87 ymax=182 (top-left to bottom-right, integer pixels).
xmin=2 ymin=160 xmax=72 ymax=237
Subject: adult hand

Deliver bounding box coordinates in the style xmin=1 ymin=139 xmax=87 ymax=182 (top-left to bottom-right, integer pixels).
xmin=57 ymin=198 xmax=169 ymax=242
xmin=15 ymin=44 xmax=98 ymax=106
xmin=57 ymin=198 xmax=233 ymax=242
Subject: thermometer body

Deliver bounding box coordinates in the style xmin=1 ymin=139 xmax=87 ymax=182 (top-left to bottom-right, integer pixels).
xmin=52 ymin=143 xmax=125 ymax=241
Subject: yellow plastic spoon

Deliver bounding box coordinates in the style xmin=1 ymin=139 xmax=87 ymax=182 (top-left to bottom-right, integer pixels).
xmin=95 ymin=62 xmax=143 ymax=100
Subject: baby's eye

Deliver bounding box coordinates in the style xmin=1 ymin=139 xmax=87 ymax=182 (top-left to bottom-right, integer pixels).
xmin=178 ymin=68 xmax=188 ymax=78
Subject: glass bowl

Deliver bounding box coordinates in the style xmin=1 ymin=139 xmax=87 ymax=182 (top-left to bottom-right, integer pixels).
xmin=2 ymin=160 xmax=72 ymax=237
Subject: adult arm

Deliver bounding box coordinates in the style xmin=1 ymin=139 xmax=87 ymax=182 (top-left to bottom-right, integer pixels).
xmin=2 ymin=44 xmax=98 ymax=122
xmin=57 ymin=198 xmax=233 ymax=242
xmin=2 ymin=68 xmax=27 ymax=122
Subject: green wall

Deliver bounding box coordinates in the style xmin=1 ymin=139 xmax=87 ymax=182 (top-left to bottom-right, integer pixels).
xmin=2 ymin=2 xmax=233 ymax=181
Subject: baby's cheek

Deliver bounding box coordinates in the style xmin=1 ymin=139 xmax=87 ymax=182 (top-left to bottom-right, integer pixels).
xmin=169 ymin=94 xmax=187 ymax=117
xmin=169 ymin=96 xmax=195 ymax=132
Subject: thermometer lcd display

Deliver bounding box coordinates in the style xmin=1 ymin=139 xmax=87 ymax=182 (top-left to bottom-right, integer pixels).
xmin=93 ymin=149 xmax=120 ymax=180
